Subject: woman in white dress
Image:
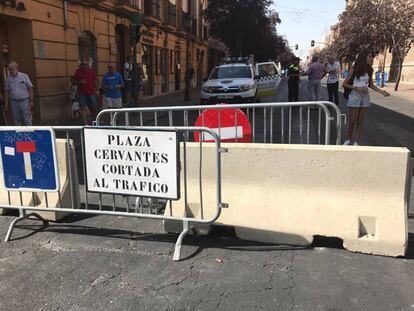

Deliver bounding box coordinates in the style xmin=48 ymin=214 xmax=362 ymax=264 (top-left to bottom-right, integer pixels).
xmin=342 ymin=51 xmax=390 ymax=146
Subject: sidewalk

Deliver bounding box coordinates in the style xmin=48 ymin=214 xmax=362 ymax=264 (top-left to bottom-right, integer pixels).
xmin=141 ymin=87 xmax=202 ymax=108
xmin=62 ymin=88 xmax=202 ymax=126
xmin=336 ymin=80 xmax=414 ymax=119
xmin=369 ymin=82 xmax=414 ymax=119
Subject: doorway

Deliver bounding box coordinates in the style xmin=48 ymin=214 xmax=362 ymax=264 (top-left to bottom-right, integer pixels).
xmin=0 ymin=19 xmax=10 ymax=125
xmin=142 ymin=45 xmax=153 ymax=97
xmin=115 ymin=24 xmax=129 ymax=73
xmin=161 ymin=49 xmax=168 ymax=93
xmin=175 ymin=50 xmax=181 ymax=91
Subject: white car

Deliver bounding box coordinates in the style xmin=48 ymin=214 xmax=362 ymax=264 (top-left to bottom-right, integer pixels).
xmin=255 ymin=62 xmax=281 ymax=97
xmin=201 ymin=62 xmax=280 ymax=104
xmin=201 ymin=63 xmax=259 ymax=104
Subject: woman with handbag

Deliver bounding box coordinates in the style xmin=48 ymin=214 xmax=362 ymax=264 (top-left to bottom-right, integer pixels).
xmin=342 ymin=51 xmax=390 ymax=146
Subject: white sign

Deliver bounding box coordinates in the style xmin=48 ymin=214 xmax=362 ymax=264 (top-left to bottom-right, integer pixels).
xmin=84 ymin=128 xmax=179 ymax=200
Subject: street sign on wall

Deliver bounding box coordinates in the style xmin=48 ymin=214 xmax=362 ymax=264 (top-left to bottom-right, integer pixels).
xmin=84 ymin=127 xmax=180 ymax=200
xmin=0 ymin=128 xmax=60 ymax=192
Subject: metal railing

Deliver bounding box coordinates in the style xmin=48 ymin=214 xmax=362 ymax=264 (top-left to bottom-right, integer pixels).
xmin=96 ymin=101 xmax=343 ymax=145
xmin=0 ymin=126 xmax=225 ymax=261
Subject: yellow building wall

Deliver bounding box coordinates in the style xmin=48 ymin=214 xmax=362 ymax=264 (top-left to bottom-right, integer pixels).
xmin=2 ymin=0 xmax=211 ymax=124
xmin=28 ymin=0 xmax=130 ymax=124
xmin=373 ymin=47 xmax=414 ymax=84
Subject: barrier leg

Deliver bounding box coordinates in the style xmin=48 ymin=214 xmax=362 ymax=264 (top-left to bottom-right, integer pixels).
xmin=173 ymin=220 xmax=189 ymax=261
xmin=4 ymin=210 xmax=49 ymax=242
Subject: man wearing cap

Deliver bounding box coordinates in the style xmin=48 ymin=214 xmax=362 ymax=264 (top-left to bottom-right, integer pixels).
xmin=101 ymin=63 xmax=124 ymax=109
xmin=4 ymin=61 xmax=34 ymax=126
xmin=288 ymin=57 xmax=301 ymax=102
xmin=74 ymin=61 xmax=98 ymax=125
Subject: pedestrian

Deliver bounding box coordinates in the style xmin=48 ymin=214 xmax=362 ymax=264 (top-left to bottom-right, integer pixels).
xmin=4 ymin=61 xmax=34 ymax=126
xmin=326 ymin=56 xmax=341 ymax=105
xmin=305 ymin=55 xmax=325 ymax=101
xmin=74 ymin=61 xmax=98 ymax=125
xmin=101 ymin=63 xmax=124 ymax=109
xmin=287 ymin=57 xmax=301 ymax=102
xmin=70 ymin=76 xmax=80 ymax=120
xmin=124 ymin=56 xmax=132 ymax=106
xmin=342 ymin=50 xmax=390 ymax=146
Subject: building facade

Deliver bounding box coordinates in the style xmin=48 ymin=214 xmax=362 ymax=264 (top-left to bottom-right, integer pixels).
xmin=0 ymin=0 xmax=224 ymax=124
xmin=373 ymin=48 xmax=414 ymax=84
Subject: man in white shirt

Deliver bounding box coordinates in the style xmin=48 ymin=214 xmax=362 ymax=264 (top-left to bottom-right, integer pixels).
xmin=4 ymin=61 xmax=34 ymax=125
xmin=326 ymin=56 xmax=341 ymax=106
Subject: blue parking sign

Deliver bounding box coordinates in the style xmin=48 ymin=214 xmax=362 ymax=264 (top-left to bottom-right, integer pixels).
xmin=0 ymin=128 xmax=59 ymax=192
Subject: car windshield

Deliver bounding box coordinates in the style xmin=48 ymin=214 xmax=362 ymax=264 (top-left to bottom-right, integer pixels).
xmin=209 ymin=66 xmax=252 ymax=79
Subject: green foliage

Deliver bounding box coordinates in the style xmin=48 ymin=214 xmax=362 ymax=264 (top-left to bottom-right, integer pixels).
xmin=204 ymin=0 xmax=294 ymax=63
xmin=331 ymin=0 xmax=414 ymax=63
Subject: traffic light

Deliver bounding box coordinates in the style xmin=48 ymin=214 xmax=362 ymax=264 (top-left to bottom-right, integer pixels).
xmin=311 ymin=40 xmax=315 ymax=47
xmin=295 ymin=44 xmax=299 ymax=50
xmin=129 ymin=12 xmax=142 ymax=45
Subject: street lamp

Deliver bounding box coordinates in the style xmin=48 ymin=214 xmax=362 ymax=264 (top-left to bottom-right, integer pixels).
xmin=184 ymin=14 xmax=193 ymax=102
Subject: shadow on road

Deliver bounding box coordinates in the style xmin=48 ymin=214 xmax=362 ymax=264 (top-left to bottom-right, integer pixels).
xmin=9 ymin=214 xmax=414 ymax=260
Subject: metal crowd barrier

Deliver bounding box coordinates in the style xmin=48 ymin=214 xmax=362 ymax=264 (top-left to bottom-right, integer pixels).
xmin=0 ymin=126 xmax=224 ymax=261
xmin=96 ymin=101 xmax=343 ymax=145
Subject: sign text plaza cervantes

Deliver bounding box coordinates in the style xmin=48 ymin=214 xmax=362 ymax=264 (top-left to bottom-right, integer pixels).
xmin=84 ymin=128 xmax=180 ymax=200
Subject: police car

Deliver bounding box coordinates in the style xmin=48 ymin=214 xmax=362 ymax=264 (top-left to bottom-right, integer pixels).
xmin=201 ymin=60 xmax=280 ymax=104
xmin=255 ymin=62 xmax=281 ymax=97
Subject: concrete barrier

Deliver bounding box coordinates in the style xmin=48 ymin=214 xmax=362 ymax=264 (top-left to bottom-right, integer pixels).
xmin=0 ymin=183 xmax=40 ymax=215
xmin=165 ymin=143 xmax=411 ymax=257
xmin=35 ymin=139 xmax=80 ymax=221
xmin=0 ymin=139 xmax=80 ymax=220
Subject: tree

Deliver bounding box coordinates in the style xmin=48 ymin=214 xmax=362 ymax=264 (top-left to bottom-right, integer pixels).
xmin=204 ymin=0 xmax=289 ymax=62
xmin=331 ymin=0 xmax=414 ymax=91
xmin=383 ymin=0 xmax=414 ymax=91
xmin=331 ymin=0 xmax=389 ymax=62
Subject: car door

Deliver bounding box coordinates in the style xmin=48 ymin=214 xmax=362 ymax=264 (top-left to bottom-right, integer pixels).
xmin=255 ymin=62 xmax=281 ymax=98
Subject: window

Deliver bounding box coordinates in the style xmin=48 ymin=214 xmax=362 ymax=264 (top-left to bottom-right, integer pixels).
xmin=189 ymin=0 xmax=197 ymax=17
xmin=257 ymin=64 xmax=278 ymax=77
xmin=145 ymin=0 xmax=161 ymax=19
xmin=128 ymin=0 xmax=139 ymax=7
xmin=209 ymin=66 xmax=252 ymax=80
xmin=168 ymin=2 xmax=177 ymax=27
xmin=78 ymin=31 xmax=97 ymax=72
xmin=189 ymin=17 xmax=197 ymax=36
xmin=181 ymin=11 xmax=188 ymax=30
xmin=170 ymin=50 xmax=175 ymax=73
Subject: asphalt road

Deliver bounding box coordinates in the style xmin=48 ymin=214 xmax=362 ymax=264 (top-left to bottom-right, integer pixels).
xmin=0 ymin=81 xmax=413 ymax=311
